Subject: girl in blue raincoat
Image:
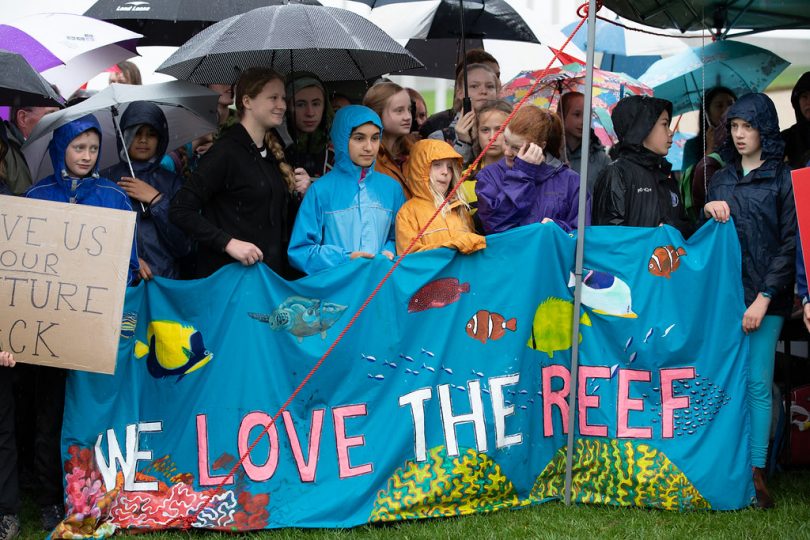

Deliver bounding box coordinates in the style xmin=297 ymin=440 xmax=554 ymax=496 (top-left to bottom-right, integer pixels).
xmin=288 ymin=105 xmax=406 ymax=275
xmin=703 ymin=93 xmax=796 ymax=509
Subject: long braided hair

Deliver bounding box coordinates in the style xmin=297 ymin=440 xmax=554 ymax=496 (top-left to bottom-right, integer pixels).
xmin=234 ymin=67 xmax=297 ymax=193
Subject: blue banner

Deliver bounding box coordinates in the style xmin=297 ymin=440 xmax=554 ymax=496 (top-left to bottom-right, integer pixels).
xmin=58 ymin=222 xmax=752 ymax=536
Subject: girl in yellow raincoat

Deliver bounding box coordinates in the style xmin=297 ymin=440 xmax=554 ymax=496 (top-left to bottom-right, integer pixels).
xmin=396 ymin=139 xmax=486 ymax=255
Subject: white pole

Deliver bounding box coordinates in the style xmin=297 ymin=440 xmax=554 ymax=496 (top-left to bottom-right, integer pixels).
xmin=563 ymin=0 xmax=597 ymax=506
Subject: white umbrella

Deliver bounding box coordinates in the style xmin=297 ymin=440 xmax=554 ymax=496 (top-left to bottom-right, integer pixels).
xmin=1 ymin=13 xmax=142 ymax=97
xmin=22 ymin=81 xmax=218 ymax=182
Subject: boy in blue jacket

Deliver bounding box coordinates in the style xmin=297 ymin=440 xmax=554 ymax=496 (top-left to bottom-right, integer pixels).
xmin=21 ymin=115 xmax=138 ymax=532
xmin=288 ymin=105 xmax=405 ymax=275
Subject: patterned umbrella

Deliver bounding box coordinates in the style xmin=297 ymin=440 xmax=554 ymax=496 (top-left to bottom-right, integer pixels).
xmin=501 ymin=63 xmax=653 ymax=146
xmin=157 ymin=4 xmax=423 ymax=84
xmin=639 ymin=40 xmax=789 ymax=116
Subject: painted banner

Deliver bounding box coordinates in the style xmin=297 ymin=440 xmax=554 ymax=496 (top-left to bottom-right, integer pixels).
xmin=58 ymin=221 xmax=752 ymax=537
xmin=0 ymin=195 xmax=135 ymax=374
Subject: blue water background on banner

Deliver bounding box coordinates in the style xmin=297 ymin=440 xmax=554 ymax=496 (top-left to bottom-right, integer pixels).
xmin=61 ymin=221 xmax=752 ymax=533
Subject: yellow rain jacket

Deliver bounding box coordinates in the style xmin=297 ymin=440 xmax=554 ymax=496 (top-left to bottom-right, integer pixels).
xmin=396 ymin=139 xmax=486 ymax=255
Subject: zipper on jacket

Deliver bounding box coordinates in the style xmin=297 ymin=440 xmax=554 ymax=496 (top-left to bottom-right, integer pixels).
xmin=69 ymin=177 xmax=78 ymax=204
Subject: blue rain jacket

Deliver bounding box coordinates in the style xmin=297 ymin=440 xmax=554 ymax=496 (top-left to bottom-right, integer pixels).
xmin=288 ymin=105 xmax=406 ymax=275
xmin=102 ymin=102 xmax=190 ymax=279
xmin=26 ymin=114 xmax=139 ymax=284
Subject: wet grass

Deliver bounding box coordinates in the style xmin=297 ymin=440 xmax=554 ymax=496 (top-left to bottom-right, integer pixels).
xmin=17 ymin=469 xmax=810 ymax=540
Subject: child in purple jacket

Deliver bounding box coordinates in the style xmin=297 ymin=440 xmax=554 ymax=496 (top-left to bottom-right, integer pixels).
xmin=475 ymin=104 xmax=590 ymax=234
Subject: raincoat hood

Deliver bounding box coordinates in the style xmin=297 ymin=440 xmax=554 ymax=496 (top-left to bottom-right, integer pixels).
xmin=791 ymin=71 xmax=810 ymax=124
xmin=612 ymin=95 xmax=672 ymax=149
xmin=330 ymin=105 xmax=382 ymax=177
xmin=404 ymin=139 xmax=462 ymax=202
xmin=722 ymin=92 xmax=785 ymax=162
xmin=49 ymin=114 xmax=102 ymax=180
xmin=117 ymin=101 xmax=169 ymax=168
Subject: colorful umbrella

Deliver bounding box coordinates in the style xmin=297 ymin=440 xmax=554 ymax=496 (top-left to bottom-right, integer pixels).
xmin=0 ymin=13 xmax=141 ymax=97
xmin=501 ymin=63 xmax=653 ymax=146
xmin=639 ymin=40 xmax=789 ymax=117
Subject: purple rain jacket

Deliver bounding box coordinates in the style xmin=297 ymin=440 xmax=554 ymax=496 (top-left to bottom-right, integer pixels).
xmin=474 ymin=155 xmax=590 ymax=234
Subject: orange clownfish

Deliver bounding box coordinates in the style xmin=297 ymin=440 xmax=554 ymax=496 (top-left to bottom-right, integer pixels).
xmin=466 ymin=310 xmax=517 ymax=344
xmin=648 ymin=245 xmax=687 ymax=278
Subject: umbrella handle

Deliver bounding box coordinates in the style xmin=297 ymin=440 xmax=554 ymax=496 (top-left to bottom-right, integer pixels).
xmin=111 ymin=105 xmax=147 ymax=213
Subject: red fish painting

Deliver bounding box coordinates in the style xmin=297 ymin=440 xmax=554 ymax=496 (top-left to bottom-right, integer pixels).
xmin=465 ymin=310 xmax=517 ymax=344
xmin=408 ymin=278 xmax=470 ymax=313
xmin=648 ymin=245 xmax=687 ymax=278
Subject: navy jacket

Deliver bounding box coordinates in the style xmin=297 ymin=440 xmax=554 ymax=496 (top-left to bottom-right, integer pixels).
xmin=708 ymin=93 xmax=796 ymax=316
xmin=102 ymin=101 xmax=190 ymax=279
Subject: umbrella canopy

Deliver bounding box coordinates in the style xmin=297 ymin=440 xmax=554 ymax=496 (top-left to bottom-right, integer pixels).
xmin=334 ymin=0 xmax=543 ymax=79
xmin=558 ymin=17 xmax=688 ymax=79
xmin=84 ymin=0 xmax=321 ymax=47
xmin=156 ymin=4 xmax=423 ymax=84
xmin=501 ymin=63 xmax=653 ymax=146
xmin=604 ymin=0 xmax=810 ymax=36
xmin=22 ymin=81 xmax=218 ymax=182
xmin=0 ymin=13 xmax=142 ymax=98
xmin=0 ymin=50 xmax=64 ymax=108
xmin=561 ymin=17 xmax=686 ymax=57
xmin=352 ymin=0 xmax=538 ymax=42
xmin=639 ymin=40 xmax=789 ymax=116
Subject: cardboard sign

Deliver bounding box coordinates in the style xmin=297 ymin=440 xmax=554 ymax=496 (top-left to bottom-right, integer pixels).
xmin=793 ymin=167 xmax=810 ymax=278
xmin=0 ymin=195 xmax=135 ymax=374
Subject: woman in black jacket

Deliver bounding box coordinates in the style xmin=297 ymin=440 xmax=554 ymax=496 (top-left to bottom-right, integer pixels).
xmin=170 ymin=68 xmax=306 ymax=279
xmin=592 ymin=95 xmax=694 ymax=238
xmin=704 ymin=93 xmax=796 ymax=509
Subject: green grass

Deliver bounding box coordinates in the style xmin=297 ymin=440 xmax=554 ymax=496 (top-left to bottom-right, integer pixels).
xmin=16 ymin=470 xmax=810 ymax=539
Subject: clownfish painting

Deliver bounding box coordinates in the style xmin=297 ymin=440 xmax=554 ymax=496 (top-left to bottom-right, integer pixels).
xmin=465 ymin=310 xmax=517 ymax=344
xmin=648 ymin=245 xmax=687 ymax=278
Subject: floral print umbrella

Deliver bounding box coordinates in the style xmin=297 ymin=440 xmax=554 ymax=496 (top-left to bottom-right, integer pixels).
xmin=501 ymin=63 xmax=653 ymax=147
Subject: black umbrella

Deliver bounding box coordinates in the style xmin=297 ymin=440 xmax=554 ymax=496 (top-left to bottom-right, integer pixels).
xmin=0 ymin=49 xmax=63 ymax=107
xmin=352 ymin=0 xmax=540 ymax=106
xmin=156 ymin=4 xmax=424 ymax=84
xmin=84 ymin=0 xmax=322 ymax=46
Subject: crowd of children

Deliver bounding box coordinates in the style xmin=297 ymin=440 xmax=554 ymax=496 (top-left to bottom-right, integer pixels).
xmin=3 ymin=48 xmax=810 ymax=537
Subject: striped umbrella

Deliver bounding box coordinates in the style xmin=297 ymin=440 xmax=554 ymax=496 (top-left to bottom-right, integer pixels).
xmin=501 ymin=63 xmax=653 ymax=146
xmin=157 ymin=4 xmax=423 ymax=84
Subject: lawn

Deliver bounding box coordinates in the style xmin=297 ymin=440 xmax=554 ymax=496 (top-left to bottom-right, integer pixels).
xmin=17 ymin=470 xmax=810 ymax=540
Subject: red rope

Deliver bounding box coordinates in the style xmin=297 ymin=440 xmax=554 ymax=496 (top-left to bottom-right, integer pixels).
xmin=169 ymin=3 xmax=594 ymax=531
